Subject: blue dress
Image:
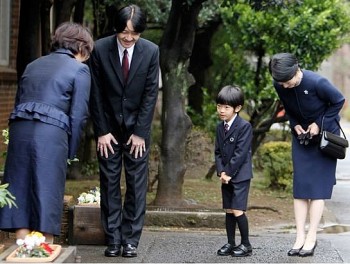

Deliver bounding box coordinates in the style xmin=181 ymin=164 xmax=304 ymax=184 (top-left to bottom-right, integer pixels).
xmin=0 ymin=49 xmax=90 ymax=235
xmin=273 ymin=70 xmax=345 ymax=199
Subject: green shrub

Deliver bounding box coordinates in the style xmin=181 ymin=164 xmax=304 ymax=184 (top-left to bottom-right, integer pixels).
xmin=257 ymin=141 xmax=293 ymax=192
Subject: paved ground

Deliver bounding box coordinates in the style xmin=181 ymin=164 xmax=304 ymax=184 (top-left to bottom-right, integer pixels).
xmin=73 ymin=121 xmax=350 ymax=263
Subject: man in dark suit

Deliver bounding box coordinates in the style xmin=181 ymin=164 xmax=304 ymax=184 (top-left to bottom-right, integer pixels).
xmin=89 ymin=4 xmax=159 ymax=258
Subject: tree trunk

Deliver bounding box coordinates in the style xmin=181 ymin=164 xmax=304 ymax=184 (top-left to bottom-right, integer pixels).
xmin=53 ymin=0 xmax=76 ymax=28
xmin=153 ymin=0 xmax=206 ymax=206
xmin=41 ymin=0 xmax=53 ymax=55
xmin=188 ymin=19 xmax=221 ymax=115
xmin=73 ymin=0 xmax=85 ymax=23
xmin=17 ymin=0 xmax=42 ymax=80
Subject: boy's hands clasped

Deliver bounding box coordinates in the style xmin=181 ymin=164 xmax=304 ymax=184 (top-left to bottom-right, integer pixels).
xmin=220 ymin=172 xmax=232 ymax=184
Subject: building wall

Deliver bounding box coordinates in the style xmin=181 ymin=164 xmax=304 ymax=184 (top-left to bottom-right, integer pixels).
xmin=0 ymin=0 xmax=19 ymax=166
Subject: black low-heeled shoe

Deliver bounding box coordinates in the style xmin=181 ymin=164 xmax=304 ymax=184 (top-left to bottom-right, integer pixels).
xmin=287 ymin=247 xmax=302 ymax=256
xmin=299 ymin=241 xmax=317 ymax=257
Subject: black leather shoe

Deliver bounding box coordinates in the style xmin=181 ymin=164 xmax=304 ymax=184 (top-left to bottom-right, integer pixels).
xmin=287 ymin=247 xmax=302 ymax=256
xmin=232 ymin=244 xmax=252 ymax=257
xmin=299 ymin=241 xmax=317 ymax=257
xmin=122 ymin=244 xmax=137 ymax=258
xmin=104 ymin=244 xmax=121 ymax=257
xmin=217 ymin=243 xmax=236 ymax=256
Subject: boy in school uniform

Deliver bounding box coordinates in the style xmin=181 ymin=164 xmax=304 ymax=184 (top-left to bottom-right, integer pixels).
xmin=215 ymin=85 xmax=253 ymax=257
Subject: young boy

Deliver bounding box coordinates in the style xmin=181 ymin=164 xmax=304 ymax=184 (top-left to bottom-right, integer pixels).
xmin=215 ymin=85 xmax=253 ymax=257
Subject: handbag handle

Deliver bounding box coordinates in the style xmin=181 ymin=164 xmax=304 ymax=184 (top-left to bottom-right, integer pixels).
xmin=320 ymin=115 xmax=347 ymax=140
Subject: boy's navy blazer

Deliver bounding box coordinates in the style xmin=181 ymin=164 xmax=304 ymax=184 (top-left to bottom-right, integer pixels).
xmin=215 ymin=115 xmax=253 ymax=183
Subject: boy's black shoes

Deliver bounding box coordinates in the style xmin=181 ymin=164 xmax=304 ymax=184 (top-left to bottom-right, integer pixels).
xmin=104 ymin=244 xmax=121 ymax=257
xmin=232 ymin=244 xmax=252 ymax=257
xmin=217 ymin=243 xmax=236 ymax=256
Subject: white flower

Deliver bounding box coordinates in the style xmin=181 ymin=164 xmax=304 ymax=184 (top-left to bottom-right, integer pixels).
xmin=77 ymin=193 xmax=87 ymax=203
xmin=24 ymin=237 xmax=35 ymax=249
xmin=16 ymin=239 xmax=24 ymax=246
xmin=77 ymin=187 xmax=100 ymax=204
xmin=85 ymin=193 xmax=95 ymax=203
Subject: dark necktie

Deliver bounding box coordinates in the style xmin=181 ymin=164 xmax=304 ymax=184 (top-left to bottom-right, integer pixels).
xmin=122 ymin=49 xmax=129 ymax=83
xmin=224 ymin=123 xmax=229 ymax=134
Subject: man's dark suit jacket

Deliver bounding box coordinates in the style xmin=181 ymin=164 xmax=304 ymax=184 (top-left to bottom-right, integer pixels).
xmin=89 ymin=35 xmax=159 ymax=141
xmin=215 ymin=115 xmax=253 ymax=183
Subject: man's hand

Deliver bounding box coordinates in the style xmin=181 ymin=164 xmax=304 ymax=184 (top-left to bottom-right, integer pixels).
xmin=97 ymin=133 xmax=118 ymax=158
xmin=127 ymin=134 xmax=146 ymax=159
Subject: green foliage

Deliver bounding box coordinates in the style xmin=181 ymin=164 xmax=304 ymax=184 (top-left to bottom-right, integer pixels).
xmin=256 ymin=141 xmax=293 ymax=192
xmin=187 ymin=88 xmax=218 ymax=137
xmin=81 ymin=160 xmax=100 ymax=177
xmin=0 ymin=183 xmax=17 ymax=208
xmin=217 ymin=0 xmax=350 ymax=118
xmin=221 ymin=0 xmax=350 ymax=69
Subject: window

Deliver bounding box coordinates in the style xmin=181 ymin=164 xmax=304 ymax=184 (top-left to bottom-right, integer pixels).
xmin=0 ymin=0 xmax=11 ymax=66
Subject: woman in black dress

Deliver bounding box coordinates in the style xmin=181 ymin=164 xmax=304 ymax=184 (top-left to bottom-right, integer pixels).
xmin=269 ymin=53 xmax=345 ymax=257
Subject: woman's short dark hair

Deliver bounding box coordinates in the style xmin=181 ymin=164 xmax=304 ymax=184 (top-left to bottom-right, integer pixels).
xmin=51 ymin=22 xmax=94 ymax=59
xmin=269 ymin=53 xmax=299 ymax=82
xmin=114 ymin=4 xmax=146 ymax=33
xmin=216 ymin=85 xmax=244 ymax=108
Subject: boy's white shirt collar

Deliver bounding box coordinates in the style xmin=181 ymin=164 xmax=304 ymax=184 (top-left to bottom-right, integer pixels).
xmin=225 ymin=114 xmax=237 ymax=130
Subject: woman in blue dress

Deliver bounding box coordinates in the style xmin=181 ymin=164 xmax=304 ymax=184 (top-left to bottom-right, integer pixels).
xmin=0 ymin=22 xmax=94 ymax=243
xmin=269 ymin=53 xmax=345 ymax=257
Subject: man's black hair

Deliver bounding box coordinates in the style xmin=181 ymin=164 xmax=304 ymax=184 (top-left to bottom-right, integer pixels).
xmin=114 ymin=5 xmax=147 ymax=33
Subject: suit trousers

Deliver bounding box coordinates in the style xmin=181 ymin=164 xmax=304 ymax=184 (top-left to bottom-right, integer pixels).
xmin=98 ymin=141 xmax=149 ymax=247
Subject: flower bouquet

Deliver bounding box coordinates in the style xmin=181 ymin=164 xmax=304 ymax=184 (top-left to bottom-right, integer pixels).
xmin=77 ymin=186 xmax=100 ymax=205
xmin=5 ymin=231 xmax=61 ymax=262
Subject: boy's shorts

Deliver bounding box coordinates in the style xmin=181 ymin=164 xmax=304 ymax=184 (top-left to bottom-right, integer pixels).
xmin=221 ymin=179 xmax=251 ymax=211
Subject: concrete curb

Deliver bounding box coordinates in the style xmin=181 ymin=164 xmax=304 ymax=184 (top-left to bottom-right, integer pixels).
xmin=145 ymin=210 xmax=225 ymax=229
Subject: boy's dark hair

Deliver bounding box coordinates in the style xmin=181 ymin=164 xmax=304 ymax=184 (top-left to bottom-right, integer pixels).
xmin=269 ymin=53 xmax=299 ymax=82
xmin=114 ymin=4 xmax=147 ymax=33
xmin=216 ymin=85 xmax=244 ymax=108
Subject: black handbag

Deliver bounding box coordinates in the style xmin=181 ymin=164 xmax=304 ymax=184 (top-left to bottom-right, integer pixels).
xmin=319 ymin=117 xmax=349 ymax=159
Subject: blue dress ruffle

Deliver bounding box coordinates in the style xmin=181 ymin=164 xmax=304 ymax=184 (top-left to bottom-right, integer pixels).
xmin=9 ymin=102 xmax=71 ymax=134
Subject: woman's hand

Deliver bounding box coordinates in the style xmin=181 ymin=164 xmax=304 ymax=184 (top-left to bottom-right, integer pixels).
xmin=294 ymin=124 xmax=306 ymax=135
xmin=307 ymin=122 xmax=320 ymax=137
